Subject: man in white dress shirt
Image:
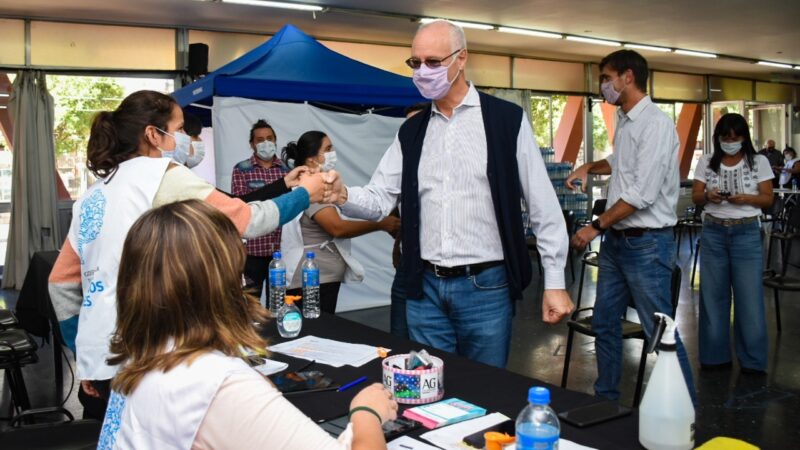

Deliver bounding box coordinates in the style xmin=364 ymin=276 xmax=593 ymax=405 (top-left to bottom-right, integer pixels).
xmin=567 ymin=50 xmax=696 ymax=402
xmin=333 ymin=20 xmax=573 ymax=368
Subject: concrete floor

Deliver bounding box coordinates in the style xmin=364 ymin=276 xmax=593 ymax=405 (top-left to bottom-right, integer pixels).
xmin=2 ymin=234 xmax=799 ymax=448
xmin=340 ymin=238 xmax=800 ymax=449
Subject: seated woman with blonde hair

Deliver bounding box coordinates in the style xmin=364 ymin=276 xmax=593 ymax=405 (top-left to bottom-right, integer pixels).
xmin=98 ymin=200 xmax=397 ymax=450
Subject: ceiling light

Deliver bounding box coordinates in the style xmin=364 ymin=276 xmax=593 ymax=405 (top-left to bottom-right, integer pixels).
xmin=420 ymin=18 xmax=495 ymax=30
xmin=757 ymin=61 xmax=793 ymax=69
xmin=674 ymin=49 xmax=717 ymax=58
xmin=221 ymin=0 xmax=324 ymax=11
xmin=795 ymin=66 xmax=800 ymax=70
xmin=497 ymin=27 xmax=562 ymax=39
xmin=565 ymin=36 xmax=621 ymax=47
xmin=624 ymin=43 xmax=671 ymax=53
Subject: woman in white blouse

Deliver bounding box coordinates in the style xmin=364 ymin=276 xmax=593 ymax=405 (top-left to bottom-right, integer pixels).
xmin=97 ymin=200 xmax=397 ymax=449
xmin=692 ymin=113 xmax=773 ymax=374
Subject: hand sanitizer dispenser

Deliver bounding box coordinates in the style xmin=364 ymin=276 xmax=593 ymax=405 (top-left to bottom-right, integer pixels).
xmin=639 ymin=313 xmax=695 ymax=450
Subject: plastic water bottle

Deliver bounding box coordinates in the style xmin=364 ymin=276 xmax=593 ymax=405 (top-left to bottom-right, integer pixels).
xmin=302 ymin=251 xmax=321 ymax=319
xmin=792 ymin=178 xmax=798 ymax=192
xmin=268 ymin=251 xmax=286 ymax=315
xmin=516 ymin=387 xmax=560 ymax=450
xmin=276 ymin=296 xmax=302 ymax=338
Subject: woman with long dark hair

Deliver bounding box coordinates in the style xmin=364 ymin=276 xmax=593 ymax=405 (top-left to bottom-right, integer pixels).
xmin=692 ymin=112 xmax=773 ymax=374
xmin=48 ymin=91 xmax=334 ymax=419
xmin=281 ymin=131 xmax=399 ymax=313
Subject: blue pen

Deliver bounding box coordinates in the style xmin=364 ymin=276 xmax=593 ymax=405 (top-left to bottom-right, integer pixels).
xmin=337 ymin=376 xmax=367 ymax=392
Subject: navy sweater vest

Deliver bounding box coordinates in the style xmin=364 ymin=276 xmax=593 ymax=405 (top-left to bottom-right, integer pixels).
xmin=398 ymin=92 xmax=532 ymax=301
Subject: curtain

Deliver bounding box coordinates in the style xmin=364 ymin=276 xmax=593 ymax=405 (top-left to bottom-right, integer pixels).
xmin=3 ymin=71 xmax=60 ymax=288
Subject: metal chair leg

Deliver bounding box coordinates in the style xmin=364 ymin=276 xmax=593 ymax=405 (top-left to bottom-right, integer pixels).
xmin=576 ymin=261 xmax=587 ymax=309
xmin=774 ymin=289 xmax=782 ymax=334
xmin=691 ymin=240 xmax=700 ymax=286
xmin=633 ymin=339 xmax=649 ymax=407
xmin=561 ymin=327 xmax=575 ymax=388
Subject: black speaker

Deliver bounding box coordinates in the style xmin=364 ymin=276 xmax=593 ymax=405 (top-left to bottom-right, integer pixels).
xmin=188 ymin=43 xmax=209 ymax=78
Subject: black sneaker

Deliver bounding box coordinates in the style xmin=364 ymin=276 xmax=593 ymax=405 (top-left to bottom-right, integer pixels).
xmin=700 ymin=361 xmax=732 ymax=371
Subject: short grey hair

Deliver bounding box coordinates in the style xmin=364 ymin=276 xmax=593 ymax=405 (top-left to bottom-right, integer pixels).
xmin=416 ymin=19 xmax=467 ymax=52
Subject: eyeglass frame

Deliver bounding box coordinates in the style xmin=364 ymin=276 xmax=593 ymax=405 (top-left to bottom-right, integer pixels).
xmin=405 ymin=48 xmax=464 ymax=70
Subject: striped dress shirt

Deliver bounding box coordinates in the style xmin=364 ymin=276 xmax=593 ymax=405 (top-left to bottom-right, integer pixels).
xmin=343 ymin=84 xmax=568 ymax=290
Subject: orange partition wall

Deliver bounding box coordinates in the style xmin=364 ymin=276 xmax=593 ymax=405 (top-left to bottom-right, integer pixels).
xmin=0 ymin=74 xmax=12 ymax=148
xmin=676 ymin=104 xmax=703 ymax=179
xmin=554 ymin=96 xmax=584 ymax=163
xmin=600 ymin=102 xmax=617 ymax=145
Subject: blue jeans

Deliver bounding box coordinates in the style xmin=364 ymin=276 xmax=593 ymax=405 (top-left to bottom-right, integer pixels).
xmin=390 ymin=264 xmax=409 ymax=339
xmin=699 ymin=219 xmax=768 ymax=370
xmin=406 ymin=265 xmax=513 ymax=368
xmin=592 ymin=228 xmax=697 ymax=402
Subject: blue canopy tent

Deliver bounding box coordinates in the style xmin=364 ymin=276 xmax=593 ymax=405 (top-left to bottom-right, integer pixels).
xmin=173 ymin=24 xmax=424 ymax=124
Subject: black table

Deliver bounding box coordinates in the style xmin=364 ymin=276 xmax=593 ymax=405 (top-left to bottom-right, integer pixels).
xmin=264 ymin=314 xmax=639 ymax=449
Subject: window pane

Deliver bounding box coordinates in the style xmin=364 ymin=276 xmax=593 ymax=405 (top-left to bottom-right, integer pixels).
xmin=32 ymin=22 xmax=176 ymax=70
xmin=0 ymin=19 xmax=25 ymax=66
xmin=49 ymin=75 xmax=175 ymax=199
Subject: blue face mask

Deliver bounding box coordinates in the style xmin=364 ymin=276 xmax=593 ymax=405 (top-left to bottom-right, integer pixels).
xmin=720 ymin=141 xmax=742 ymax=155
xmin=156 ymin=127 xmax=191 ymax=165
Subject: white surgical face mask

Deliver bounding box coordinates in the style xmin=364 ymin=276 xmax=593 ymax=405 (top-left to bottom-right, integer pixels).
xmin=256 ymin=140 xmax=277 ymax=161
xmin=186 ymin=141 xmax=205 ymax=168
xmin=320 ymin=151 xmax=337 ymax=172
xmin=156 ymin=127 xmax=191 ymax=165
xmin=720 ymin=140 xmax=742 ymax=155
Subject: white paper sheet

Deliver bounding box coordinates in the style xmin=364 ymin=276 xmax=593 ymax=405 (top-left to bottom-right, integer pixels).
xmin=268 ymin=335 xmax=390 ymax=367
xmin=420 ymin=412 xmax=597 ymax=450
xmin=251 ymin=359 xmax=289 ymax=376
xmin=387 ymin=436 xmax=441 ymax=450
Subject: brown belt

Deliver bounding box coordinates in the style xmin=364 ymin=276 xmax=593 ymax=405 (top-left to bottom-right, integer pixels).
xmin=423 ymin=260 xmax=504 ymax=278
xmin=704 ymin=215 xmax=760 ymax=227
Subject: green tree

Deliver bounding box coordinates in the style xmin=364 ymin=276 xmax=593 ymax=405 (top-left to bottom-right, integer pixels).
xmin=49 ymin=76 xmax=124 ymax=156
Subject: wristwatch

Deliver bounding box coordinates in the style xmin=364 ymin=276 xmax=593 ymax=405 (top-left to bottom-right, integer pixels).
xmin=591 ymin=219 xmax=606 ymax=233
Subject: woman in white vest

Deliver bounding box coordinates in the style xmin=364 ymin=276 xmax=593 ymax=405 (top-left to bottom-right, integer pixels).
xmin=281 ymin=131 xmax=400 ymax=313
xmin=48 ymin=91 xmax=335 ymax=419
xmin=98 ymin=200 xmax=396 ymax=449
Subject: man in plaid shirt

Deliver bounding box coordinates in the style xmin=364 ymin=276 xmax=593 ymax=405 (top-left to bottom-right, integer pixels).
xmin=231 ymin=119 xmax=288 ymax=297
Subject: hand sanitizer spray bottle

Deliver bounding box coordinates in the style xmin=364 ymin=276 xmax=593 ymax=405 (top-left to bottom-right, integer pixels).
xmin=277 ymin=295 xmax=302 ymax=339
xmin=639 ymin=313 xmax=695 ymax=450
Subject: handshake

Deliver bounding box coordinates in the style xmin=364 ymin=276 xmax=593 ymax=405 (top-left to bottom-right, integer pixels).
xmin=283 ymin=166 xmax=346 ymax=205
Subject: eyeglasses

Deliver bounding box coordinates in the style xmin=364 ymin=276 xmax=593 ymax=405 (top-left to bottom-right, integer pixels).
xmin=405 ymin=48 xmax=463 ymax=70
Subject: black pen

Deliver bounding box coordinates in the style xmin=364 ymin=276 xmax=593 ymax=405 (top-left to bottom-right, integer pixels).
xmin=295 ymin=360 xmax=315 ymax=373
xmin=283 ymin=385 xmax=340 ymax=397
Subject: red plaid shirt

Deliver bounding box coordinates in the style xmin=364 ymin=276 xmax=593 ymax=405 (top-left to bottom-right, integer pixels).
xmin=231 ymin=155 xmax=288 ymax=257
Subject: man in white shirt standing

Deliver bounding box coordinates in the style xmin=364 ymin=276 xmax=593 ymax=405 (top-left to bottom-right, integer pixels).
xmin=567 ymin=50 xmax=696 ymax=402
xmin=333 ymin=20 xmax=574 ymax=368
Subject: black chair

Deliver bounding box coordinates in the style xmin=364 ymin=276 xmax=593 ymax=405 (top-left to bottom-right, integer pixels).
xmin=0 ymin=308 xmax=19 ymax=331
xmin=563 ymin=209 xmax=576 ymax=283
xmin=1 ymin=416 xmax=101 ymax=450
xmin=763 ymin=210 xmax=800 ymax=334
xmin=575 ymin=199 xmax=608 ymax=252
xmin=561 ymin=266 xmax=682 ymax=407
xmin=766 ymin=204 xmax=800 ymax=274
xmin=0 ymin=328 xmax=39 ymax=418
xmin=676 ymin=205 xmax=703 ymax=257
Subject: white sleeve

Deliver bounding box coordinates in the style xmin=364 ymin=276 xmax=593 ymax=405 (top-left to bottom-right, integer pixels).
xmin=693 ymin=156 xmax=708 ymax=183
xmin=517 ymin=113 xmax=568 ymax=290
xmin=340 ymin=135 xmax=403 ymax=221
xmin=755 ymin=155 xmax=775 ymax=181
xmin=193 ymin=370 xmax=351 ymax=450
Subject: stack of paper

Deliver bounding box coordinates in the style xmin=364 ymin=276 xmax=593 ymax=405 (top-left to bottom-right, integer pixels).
xmin=252 ymin=359 xmax=289 ymax=376
xmin=269 ymin=335 xmax=389 ymax=367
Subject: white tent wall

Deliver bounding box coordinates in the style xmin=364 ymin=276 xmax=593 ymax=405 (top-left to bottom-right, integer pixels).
xmin=212 ymin=96 xmax=404 ymax=312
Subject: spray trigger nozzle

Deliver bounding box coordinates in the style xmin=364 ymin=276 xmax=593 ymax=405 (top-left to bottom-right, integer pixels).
xmin=647 ymin=313 xmax=677 ymax=353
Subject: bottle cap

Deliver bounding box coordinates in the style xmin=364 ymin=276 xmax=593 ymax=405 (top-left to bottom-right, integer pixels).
xmin=527 ymin=386 xmax=550 ymax=405
xmin=284 ymin=295 xmax=301 ymax=305
xmin=273 ymin=251 xmax=282 ymax=259
xmin=306 ymin=251 xmax=315 ymax=259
